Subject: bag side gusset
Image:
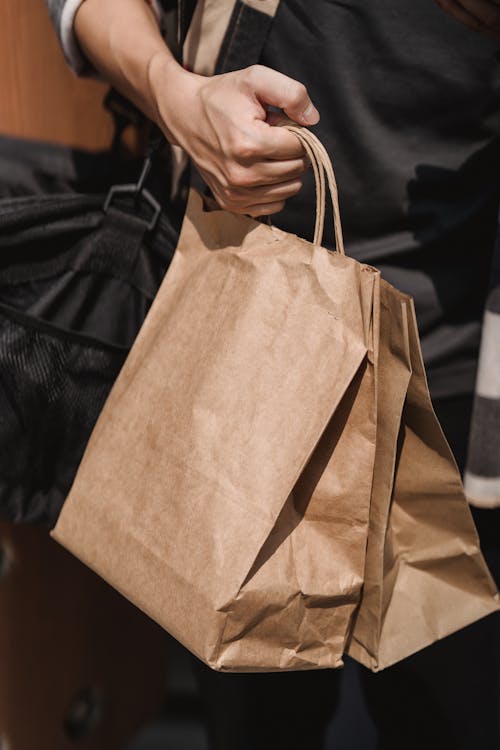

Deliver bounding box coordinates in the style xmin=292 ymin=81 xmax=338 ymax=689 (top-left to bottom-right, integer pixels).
xmin=369 ymin=296 xmax=499 ymax=670
xmin=213 ymin=265 xmax=380 ymax=671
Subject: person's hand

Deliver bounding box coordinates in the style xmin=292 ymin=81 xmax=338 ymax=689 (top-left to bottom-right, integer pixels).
xmin=149 ymin=59 xmax=319 ymax=216
xmin=436 ymin=0 xmax=500 ymax=40
xmin=74 ymin=0 xmax=318 ymax=217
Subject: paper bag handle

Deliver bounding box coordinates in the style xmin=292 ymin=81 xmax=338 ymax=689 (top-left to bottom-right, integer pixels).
xmin=282 ymin=124 xmax=345 ymax=255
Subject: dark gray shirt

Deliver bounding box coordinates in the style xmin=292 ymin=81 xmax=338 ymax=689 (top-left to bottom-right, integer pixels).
xmin=261 ymin=0 xmax=500 ymax=398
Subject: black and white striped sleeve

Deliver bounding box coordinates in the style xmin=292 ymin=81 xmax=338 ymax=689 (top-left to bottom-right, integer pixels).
xmin=465 ymin=214 xmax=500 ymax=509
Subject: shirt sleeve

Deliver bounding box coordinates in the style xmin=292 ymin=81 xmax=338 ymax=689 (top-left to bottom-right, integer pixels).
xmin=46 ymin=0 xmax=89 ymax=74
xmin=46 ymin=0 xmax=165 ymax=75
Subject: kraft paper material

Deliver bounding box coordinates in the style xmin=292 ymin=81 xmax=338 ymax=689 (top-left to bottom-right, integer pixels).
xmin=53 ymin=128 xmax=499 ymax=672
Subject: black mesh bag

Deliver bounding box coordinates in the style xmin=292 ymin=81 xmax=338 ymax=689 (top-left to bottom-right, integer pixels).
xmin=0 ymin=135 xmax=180 ymax=527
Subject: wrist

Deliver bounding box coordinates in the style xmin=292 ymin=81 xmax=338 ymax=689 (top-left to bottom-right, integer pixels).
xmin=148 ymin=52 xmax=203 ymax=144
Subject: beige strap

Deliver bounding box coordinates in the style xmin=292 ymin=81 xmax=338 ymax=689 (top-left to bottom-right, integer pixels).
xmin=284 ymin=125 xmax=345 ymax=255
xmin=183 ymin=1 xmax=281 ymax=76
xmin=183 ymin=0 xmax=236 ymax=76
xmin=244 ymin=0 xmax=280 ymax=14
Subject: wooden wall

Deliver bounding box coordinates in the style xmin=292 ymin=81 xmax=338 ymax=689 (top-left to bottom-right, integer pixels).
xmin=0 ymin=0 xmax=113 ymax=148
xmin=0 ymin=4 xmax=167 ymax=748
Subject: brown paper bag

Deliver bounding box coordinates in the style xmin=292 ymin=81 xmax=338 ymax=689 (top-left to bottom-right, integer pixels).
xmin=347 ymin=287 xmax=499 ymax=670
xmin=52 ymin=129 xmax=379 ymax=671
xmin=52 ymin=127 xmax=498 ymax=672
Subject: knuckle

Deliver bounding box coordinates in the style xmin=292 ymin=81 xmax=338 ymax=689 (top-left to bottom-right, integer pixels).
xmin=245 ymin=64 xmax=262 ymax=81
xmin=225 ymin=163 xmax=248 ymax=188
xmin=237 ymin=171 xmax=257 ymax=189
xmin=286 ymin=80 xmax=307 ymax=108
xmin=232 ymin=136 xmax=260 ymax=162
xmin=253 ymin=201 xmax=285 ymax=217
xmin=289 ymin=179 xmax=303 ymax=196
xmin=295 ymin=157 xmax=310 ymax=175
xmin=228 ymin=188 xmax=247 ymax=204
xmin=273 ymin=200 xmax=286 ymax=214
xmin=228 ymin=202 xmax=247 ymax=214
xmin=219 ymin=191 xmax=248 ymax=212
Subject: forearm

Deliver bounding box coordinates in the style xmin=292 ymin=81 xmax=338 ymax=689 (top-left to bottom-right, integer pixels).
xmin=73 ymin=0 xmax=318 ymax=217
xmin=74 ymin=0 xmax=187 ymax=136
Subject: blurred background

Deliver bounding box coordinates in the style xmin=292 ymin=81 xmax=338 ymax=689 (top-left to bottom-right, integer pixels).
xmin=0 ymin=3 xmax=376 ymax=748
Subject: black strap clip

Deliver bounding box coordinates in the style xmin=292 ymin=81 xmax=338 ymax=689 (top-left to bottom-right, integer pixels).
xmin=104 ymin=155 xmax=161 ymax=232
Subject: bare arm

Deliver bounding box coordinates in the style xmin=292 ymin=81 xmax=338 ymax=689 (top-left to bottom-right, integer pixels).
xmin=74 ymin=0 xmax=320 ymax=216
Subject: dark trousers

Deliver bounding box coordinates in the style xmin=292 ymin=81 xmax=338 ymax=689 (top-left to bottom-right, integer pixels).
xmin=192 ymin=396 xmax=500 ymax=749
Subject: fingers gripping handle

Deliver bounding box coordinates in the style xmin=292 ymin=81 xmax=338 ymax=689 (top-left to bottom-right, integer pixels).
xmin=283 ymin=125 xmax=345 ymax=255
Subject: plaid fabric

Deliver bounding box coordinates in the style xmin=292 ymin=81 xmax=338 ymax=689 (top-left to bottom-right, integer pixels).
xmin=465 ymin=214 xmax=500 ymax=508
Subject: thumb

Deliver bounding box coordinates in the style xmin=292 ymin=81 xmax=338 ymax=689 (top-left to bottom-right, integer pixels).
xmin=247 ymin=65 xmax=320 ymax=126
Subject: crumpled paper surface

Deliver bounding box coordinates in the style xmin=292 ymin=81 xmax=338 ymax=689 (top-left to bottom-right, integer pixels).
xmin=53 ymin=188 xmax=499 ymax=672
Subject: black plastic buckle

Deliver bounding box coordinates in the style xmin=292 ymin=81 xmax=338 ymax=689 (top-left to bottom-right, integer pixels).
xmin=104 ymin=156 xmax=161 ymax=232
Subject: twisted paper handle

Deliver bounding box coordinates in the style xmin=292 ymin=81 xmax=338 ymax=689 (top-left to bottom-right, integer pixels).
xmin=282 ymin=124 xmax=345 ymax=255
